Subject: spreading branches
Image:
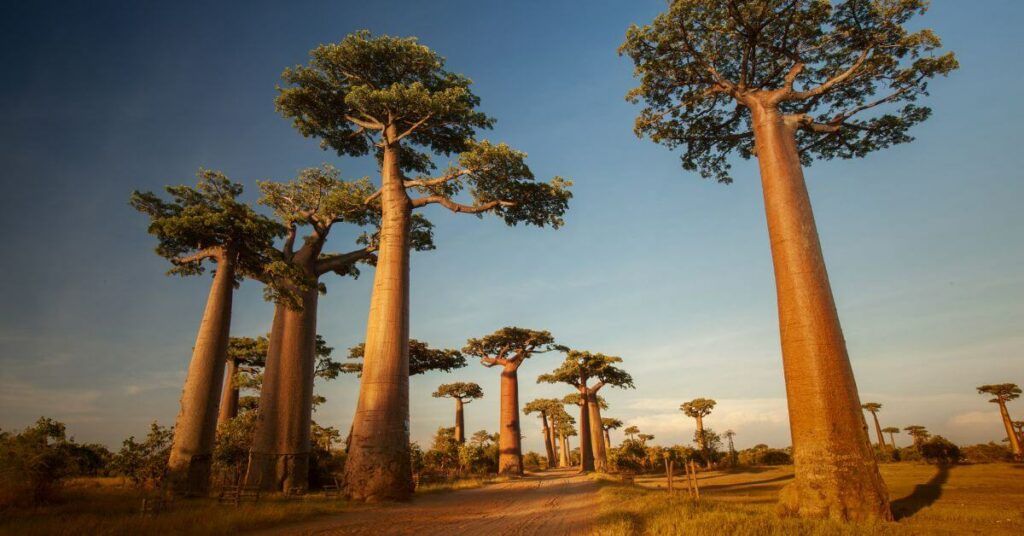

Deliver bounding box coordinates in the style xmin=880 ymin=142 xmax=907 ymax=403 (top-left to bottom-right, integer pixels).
xmin=464 ymin=327 xmax=558 ymax=371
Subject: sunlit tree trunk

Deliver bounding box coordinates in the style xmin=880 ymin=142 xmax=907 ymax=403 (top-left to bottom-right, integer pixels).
xmin=751 ymin=102 xmax=891 ymax=521
xmin=997 ymin=400 xmax=1023 ymax=456
xmin=454 ymin=398 xmax=465 ymax=444
xmin=217 ymin=357 xmax=239 ymax=427
xmin=497 ymin=365 xmax=524 ymax=475
xmin=540 ymin=412 xmax=555 ymax=469
xmin=587 ymin=391 xmax=606 ymax=471
xmin=603 ymin=429 xmax=611 ymax=450
xmin=343 ymin=133 xmax=414 ymax=501
xmin=246 ymin=282 xmax=319 ymax=491
xmin=869 ymin=412 xmax=887 ymax=450
xmin=168 ymin=253 xmax=235 ymax=496
xmin=558 ymin=432 xmax=569 ymax=467
xmin=577 ymin=395 xmax=594 ymax=472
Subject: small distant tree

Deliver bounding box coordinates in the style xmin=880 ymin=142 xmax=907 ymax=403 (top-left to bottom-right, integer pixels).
xmin=638 ymin=434 xmax=655 ymax=447
xmin=548 ymin=406 xmax=576 ymax=468
xmin=601 ymin=418 xmax=624 ymax=450
xmin=433 ymin=382 xmax=484 ymax=443
xmin=622 ymin=0 xmax=956 ymax=521
xmin=623 ymin=426 xmax=640 ymax=442
xmin=345 ymin=339 xmax=465 ymax=376
xmin=465 ymin=328 xmax=559 ymax=475
xmin=976 ymin=384 xmax=1022 ymax=458
xmin=861 ymin=403 xmax=888 ymax=449
xmin=524 ymin=398 xmax=563 ymax=468
xmin=681 ymin=398 xmax=716 ymax=466
xmin=904 ymin=425 xmax=930 ymax=447
xmin=218 ymin=336 xmax=269 ymax=426
xmin=131 ymin=171 xmax=283 ymax=495
xmin=724 ymin=429 xmax=738 ymax=466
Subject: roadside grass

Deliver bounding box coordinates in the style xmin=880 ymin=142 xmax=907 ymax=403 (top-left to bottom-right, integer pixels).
xmin=0 ymin=474 xmax=500 ymax=536
xmin=594 ymin=463 xmax=1024 ymax=536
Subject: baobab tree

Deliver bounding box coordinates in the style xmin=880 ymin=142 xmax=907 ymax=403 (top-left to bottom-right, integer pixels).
xmin=524 ymin=398 xmax=562 ymax=468
xmin=276 ymin=31 xmax=572 ymax=501
xmin=464 ymin=328 xmax=559 ymax=475
xmin=131 ymin=170 xmax=283 ymax=495
xmin=218 ymin=336 xmax=269 ymax=426
xmin=724 ymin=429 xmax=738 ymax=466
xmin=560 ymin=393 xmax=597 ymax=472
xmin=602 ymin=418 xmax=623 ymax=450
xmin=548 ymin=404 xmax=575 ymax=468
xmin=623 ymin=426 xmax=640 ymax=442
xmin=681 ymin=398 xmax=716 ymax=466
xmin=904 ymin=425 xmax=929 ymax=447
xmin=1014 ymin=422 xmax=1024 ymax=445
xmin=976 ymin=384 xmax=1022 ymax=458
xmin=345 ymin=339 xmax=466 ymax=376
xmin=861 ymin=403 xmax=888 ymax=449
xmin=539 ymin=351 xmax=634 ymax=472
xmin=245 ymin=166 xmax=402 ymax=492
xmin=638 ymin=434 xmax=655 ymax=446
xmin=882 ymin=427 xmax=900 ymax=448
xmin=621 ymin=0 xmax=957 ymax=520
xmin=433 ymin=382 xmax=483 ymax=444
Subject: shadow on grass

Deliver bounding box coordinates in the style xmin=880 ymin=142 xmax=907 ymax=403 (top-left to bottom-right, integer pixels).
xmin=701 ymin=473 xmax=794 ymax=493
xmin=891 ymin=464 xmax=950 ymax=520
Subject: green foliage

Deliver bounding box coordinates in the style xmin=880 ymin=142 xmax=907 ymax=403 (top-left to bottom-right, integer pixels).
xmin=130 ymin=169 xmax=284 ymax=279
xmin=213 ymin=412 xmax=257 ymax=483
xmin=458 ymin=432 xmax=499 ymax=475
xmin=464 ymin=327 xmax=558 ymax=368
xmin=609 ymin=439 xmax=647 ymax=473
xmin=432 ymin=381 xmax=484 ymax=402
xmin=620 ymin=0 xmax=958 ymax=182
xmin=736 ymin=445 xmax=792 ymax=466
xmin=960 ymin=442 xmax=1013 ymax=464
xmin=680 ymin=398 xmax=716 ymax=419
xmin=919 ymin=436 xmax=961 ymax=465
xmin=522 ymin=451 xmax=543 ymax=471
xmin=602 ymin=418 xmax=624 ymax=431
xmin=345 ymin=339 xmax=466 ymax=376
xmin=976 ymin=383 xmax=1021 ymax=403
xmin=562 ymin=392 xmax=607 ymax=409
xmin=538 ymin=350 xmax=635 ymax=391
xmin=0 ymin=418 xmax=80 ymax=505
xmin=111 ymin=422 xmax=173 ymax=488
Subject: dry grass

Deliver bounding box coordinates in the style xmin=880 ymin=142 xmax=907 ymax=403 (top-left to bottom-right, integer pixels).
xmin=593 ymin=463 xmax=1024 ymax=536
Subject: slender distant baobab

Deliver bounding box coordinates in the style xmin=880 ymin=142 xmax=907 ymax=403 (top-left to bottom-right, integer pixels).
xmin=861 ymin=403 xmax=888 ymax=450
xmin=549 ymin=405 xmax=575 ymax=468
xmin=1014 ymin=422 xmax=1024 ymax=445
xmin=623 ymin=426 xmax=639 ymax=442
xmin=601 ymin=418 xmax=623 ymax=450
xmin=275 ymin=31 xmax=572 ymax=501
xmin=976 ymin=383 xmax=1022 ymax=458
xmin=218 ymin=336 xmax=269 ymax=426
xmin=540 ymin=350 xmax=634 ymax=472
xmin=560 ymin=393 xmax=601 ymax=472
xmin=524 ymin=398 xmax=562 ymax=468
xmin=681 ymin=398 xmax=716 ymax=467
xmin=464 ymin=328 xmax=559 ymax=475
xmin=638 ymin=433 xmax=654 ymax=446
xmin=882 ymin=427 xmax=900 ymax=448
xmin=621 ymin=0 xmax=956 ymax=520
xmin=131 ymin=171 xmax=283 ymax=496
xmin=433 ymin=382 xmax=483 ymax=444
xmin=904 ymin=425 xmax=929 ymax=447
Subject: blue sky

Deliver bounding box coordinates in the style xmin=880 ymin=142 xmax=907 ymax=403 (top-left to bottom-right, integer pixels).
xmin=1 ymin=1 xmax=1021 ymax=453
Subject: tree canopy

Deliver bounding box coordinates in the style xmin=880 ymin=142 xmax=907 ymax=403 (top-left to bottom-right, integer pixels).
xmin=562 ymin=393 xmax=608 ymax=410
xmin=620 ymin=0 xmax=958 ymax=182
xmin=862 ymin=402 xmax=883 ymax=413
xmin=537 ymin=350 xmax=635 ymax=392
xmin=523 ymin=398 xmax=562 ymax=417
xmin=344 ymin=339 xmax=466 ymax=376
xmin=130 ymin=169 xmax=284 ymax=279
xmin=681 ymin=398 xmax=717 ymax=418
xmin=602 ymin=418 xmax=624 ymax=431
xmin=432 ymin=382 xmax=484 ymax=401
xmin=276 ymin=31 xmax=571 ymax=226
xmin=977 ymin=384 xmax=1021 ymax=404
xmin=464 ymin=328 xmax=559 ymax=370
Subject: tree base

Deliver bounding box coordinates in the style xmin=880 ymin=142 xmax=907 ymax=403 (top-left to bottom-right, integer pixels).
xmin=244 ymin=452 xmax=309 ymax=492
xmin=167 ymin=453 xmax=212 ymax=497
xmin=342 ymin=448 xmax=413 ymax=502
xmin=777 ymin=451 xmax=893 ymax=522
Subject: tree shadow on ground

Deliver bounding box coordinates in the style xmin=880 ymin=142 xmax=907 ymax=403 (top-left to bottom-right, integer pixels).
xmin=891 ymin=464 xmax=951 ymax=520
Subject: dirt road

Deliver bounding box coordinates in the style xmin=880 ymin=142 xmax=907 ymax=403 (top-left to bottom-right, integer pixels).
xmin=261 ymin=469 xmax=600 ymax=536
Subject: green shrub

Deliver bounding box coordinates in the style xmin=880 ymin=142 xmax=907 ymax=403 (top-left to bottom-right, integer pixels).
xmin=0 ymin=418 xmax=80 ymax=505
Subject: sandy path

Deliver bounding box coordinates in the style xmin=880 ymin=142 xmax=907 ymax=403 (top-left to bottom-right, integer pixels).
xmin=259 ymin=468 xmax=599 ymax=536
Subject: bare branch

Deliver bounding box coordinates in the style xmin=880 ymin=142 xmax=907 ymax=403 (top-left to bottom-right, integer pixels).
xmin=786 ymin=48 xmax=871 ymax=101
xmin=410 ymin=196 xmax=515 ymax=213
xmin=172 ymin=247 xmax=221 ymax=265
xmin=282 ymin=223 xmax=297 ymax=259
xmin=314 ymin=246 xmax=376 ymax=276
xmin=392 ymin=113 xmax=433 ymax=143
xmin=364 ymin=189 xmax=382 ymax=205
xmin=345 ymin=114 xmax=384 ymax=130
xmin=404 ymin=169 xmax=472 ymax=189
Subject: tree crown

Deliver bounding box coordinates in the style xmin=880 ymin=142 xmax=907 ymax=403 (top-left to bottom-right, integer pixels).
xmin=130 ymin=169 xmax=284 ymax=280
xmin=537 ymin=350 xmax=635 ymax=391
xmin=862 ymin=402 xmax=883 ymax=413
xmin=602 ymin=418 xmax=624 ymax=431
xmin=976 ymin=383 xmax=1021 ymax=404
xmin=681 ymin=398 xmax=717 ymax=418
xmin=523 ymin=398 xmax=562 ymax=417
xmin=345 ymin=339 xmax=465 ymax=376
xmin=623 ymin=425 xmax=640 ymax=435
xmin=620 ymin=0 xmax=958 ymax=182
xmin=432 ymin=381 xmax=484 ymax=401
xmin=562 ymin=392 xmax=608 ymax=409
xmin=464 ymin=327 xmax=559 ymax=370
xmin=881 ymin=426 xmax=900 ymax=434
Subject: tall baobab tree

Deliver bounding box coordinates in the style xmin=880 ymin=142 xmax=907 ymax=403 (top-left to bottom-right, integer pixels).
xmin=218 ymin=336 xmax=269 ymax=426
xmin=904 ymin=425 xmax=929 ymax=447
xmin=882 ymin=427 xmax=900 ymax=449
xmin=861 ymin=403 xmax=888 ymax=449
xmin=433 ymin=382 xmax=483 ymax=444
xmin=131 ymin=170 xmax=283 ymax=496
xmin=559 ymin=393 xmax=596 ymax=472
xmin=681 ymin=398 xmax=716 ymax=467
xmin=540 ymin=351 xmax=634 ymax=472
xmin=245 ymin=167 xmax=405 ymax=492
xmin=464 ymin=328 xmax=559 ymax=475
xmin=276 ymin=31 xmax=572 ymax=501
xmin=524 ymin=398 xmax=562 ymax=468
xmin=623 ymin=426 xmax=639 ymax=442
xmin=724 ymin=429 xmax=738 ymax=466
xmin=549 ymin=404 xmax=575 ymax=468
xmin=601 ymin=418 xmax=623 ymax=450
xmin=345 ymin=339 xmax=466 ymax=376
xmin=621 ymin=0 xmax=957 ymax=521
xmin=976 ymin=384 xmax=1022 ymax=458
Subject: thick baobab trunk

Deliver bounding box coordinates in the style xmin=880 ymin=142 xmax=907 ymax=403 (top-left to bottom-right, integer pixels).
xmin=577 ymin=397 xmax=595 ymax=472
xmin=997 ymin=401 xmax=1023 ymax=456
xmin=751 ymin=103 xmax=891 ymax=521
xmin=587 ymin=391 xmax=607 ymax=471
xmin=246 ymin=285 xmax=319 ymax=492
xmin=540 ymin=412 xmax=555 ymax=469
xmin=454 ymin=398 xmax=465 ymax=444
xmin=343 ymin=136 xmax=414 ymax=501
xmin=167 ymin=255 xmax=235 ymax=496
xmin=497 ymin=365 xmax=524 ymax=475
xmin=558 ymin=432 xmax=569 ymax=467
xmin=869 ymin=412 xmax=887 ymax=449
xmin=217 ymin=358 xmax=239 ymax=427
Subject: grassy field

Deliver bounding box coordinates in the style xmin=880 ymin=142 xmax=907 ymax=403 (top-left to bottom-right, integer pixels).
xmin=0 ymin=475 xmax=495 ymax=536
xmin=594 ymin=463 xmax=1024 ymax=535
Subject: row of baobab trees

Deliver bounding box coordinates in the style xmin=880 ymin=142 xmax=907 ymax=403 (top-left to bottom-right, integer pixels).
xmin=135 ymin=0 xmax=967 ymax=521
